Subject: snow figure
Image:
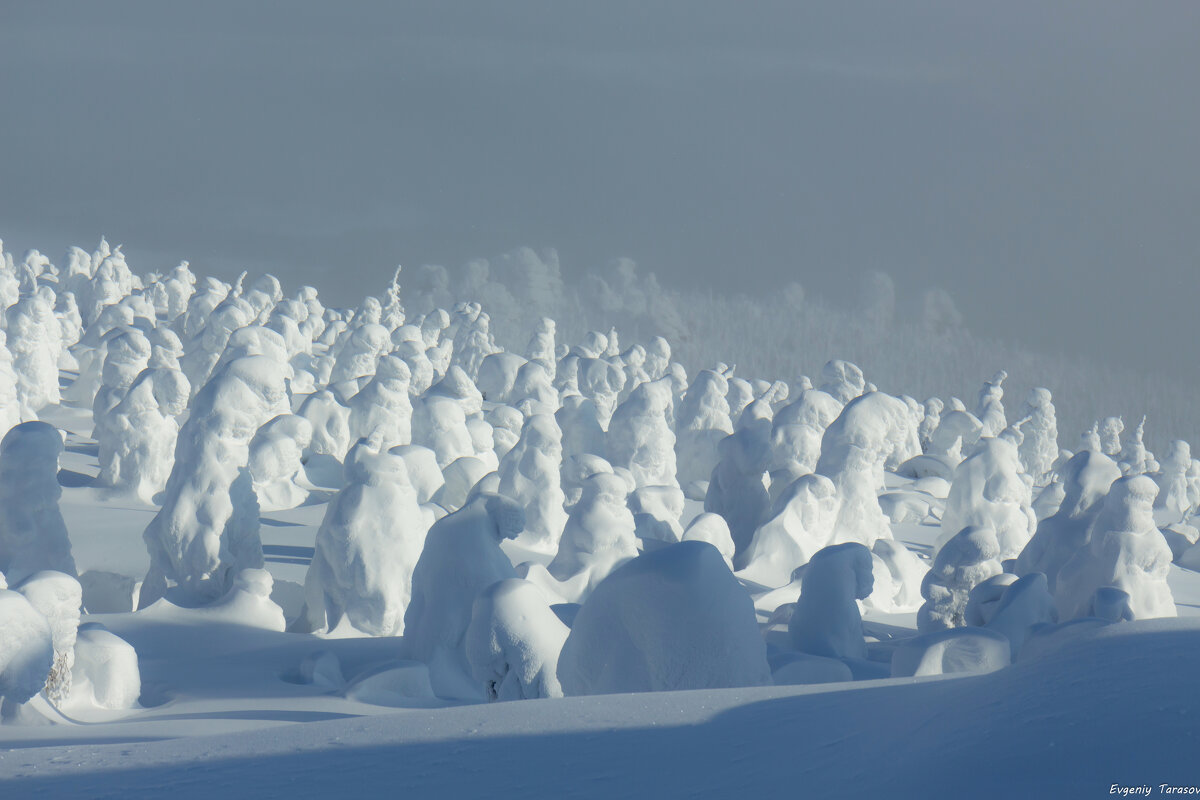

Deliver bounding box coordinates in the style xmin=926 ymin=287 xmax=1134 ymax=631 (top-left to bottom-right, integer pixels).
xmin=1099 ymin=417 xmax=1124 ymax=457
xmin=465 ymin=579 xmax=568 ymax=701
xmin=70 ymin=623 xmax=141 ymax=710
xmin=1119 ymin=417 xmax=1156 ymax=476
xmin=865 ymin=538 xmax=929 ymax=613
xmin=78 ymin=245 xmax=132 ymax=325
xmin=974 ymin=370 xmax=1008 ymax=439
xmin=575 ymin=356 xmax=626 ymax=429
xmin=705 ymin=401 xmax=773 ymax=562
xmin=14 ymin=570 xmax=81 ymax=705
xmin=140 ymin=355 xmax=288 ymax=607
xmin=450 ymin=307 xmax=500 ymax=381
xmin=557 ymin=541 xmax=771 ymax=696
xmin=0 ymin=422 xmax=75 ymax=584
xmin=92 ymin=326 xmax=152 ymax=426
xmin=0 ymin=584 xmax=54 ymax=711
xmin=496 ymin=414 xmax=568 ymax=554
xmin=475 ymin=352 xmax=525 ymax=405
xmin=54 ymin=291 xmax=84 ymax=369
xmin=402 ymin=493 xmax=524 ymax=700
xmin=607 ymin=378 xmax=677 ymax=489
xmin=160 ymin=262 xmax=197 ymax=322
xmin=1013 ymin=387 xmax=1058 ymax=483
xmin=525 ymin=317 xmax=557 ymax=378
xmin=174 ymin=276 xmax=229 ymax=343
xmin=547 ymin=472 xmax=639 ymax=600
xmin=936 ymin=435 xmax=1036 ymax=560
xmin=557 ymin=393 xmax=607 ymax=465
xmin=0 ymin=332 xmax=22 ymax=436
xmin=298 ymin=389 xmax=351 ymax=461
xmin=96 ymin=366 xmax=190 ymax=501
xmin=681 ymin=513 xmax=736 ymax=569
xmin=303 ymin=439 xmax=427 ymax=636
xmin=180 ymin=294 xmax=258 ymax=391
xmin=614 ymin=345 xmax=652 ymax=400
xmin=788 ymin=542 xmax=873 ymax=661
xmin=928 ymin=405 xmax=984 ymax=463
xmin=818 ymin=360 xmax=865 ymax=405
xmin=1154 ymin=440 xmax=1192 ymax=521
xmin=510 ymin=362 xmax=558 ymax=415
xmin=628 ymin=485 xmax=685 ymax=544
xmin=5 ymin=294 xmax=61 ymax=416
xmin=814 ymin=393 xmax=917 ymax=551
xmin=1079 ymin=422 xmax=1103 ymax=454
xmin=726 ymin=378 xmax=755 ymax=421
xmin=393 ymin=334 xmax=435 ymax=398
xmin=917 ymin=526 xmax=1003 ymax=632
xmin=63 ymin=304 xmax=133 ymax=406
xmin=918 ymin=397 xmax=944 ymax=454
xmin=411 ymin=383 xmax=476 ymax=469
xmin=1015 ymin=450 xmax=1122 ymax=592
xmin=674 ymin=369 xmax=734 ymax=493
xmin=1055 ymin=475 xmax=1175 ymax=621
xmin=347 ymin=355 xmax=412 ymax=450
xmin=487 ymin=405 xmax=523 ymax=461
xmin=248 ymin=415 xmax=313 ymax=512
xmin=390 ymin=444 xmax=446 ymax=505
xmin=328 ymin=322 xmax=391 ymax=396
xmin=644 ymin=336 xmax=671 ymax=381
xmin=738 ymin=474 xmax=839 ymax=589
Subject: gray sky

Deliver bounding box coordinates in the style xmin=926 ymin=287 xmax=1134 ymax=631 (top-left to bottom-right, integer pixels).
xmin=2 ymin=1 xmax=1198 ymax=374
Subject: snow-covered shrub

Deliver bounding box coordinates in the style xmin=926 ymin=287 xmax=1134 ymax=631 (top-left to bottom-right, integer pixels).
xmin=547 ymin=472 xmax=639 ymax=601
xmin=141 ymin=355 xmax=287 ymax=606
xmin=918 ymin=526 xmax=1003 ymax=632
xmin=96 ymin=366 xmax=190 ymax=501
xmin=304 ymin=439 xmax=426 ymax=635
xmin=0 ymin=422 xmax=75 ymax=584
xmin=738 ymin=474 xmax=839 ymax=588
xmin=403 ymin=494 xmax=524 ymax=700
xmin=788 ymin=543 xmax=873 ymax=661
xmin=1014 ymin=387 xmax=1058 ymax=483
xmin=465 ymin=579 xmax=568 ymax=701
xmin=496 ymin=414 xmax=567 ymax=554
xmin=672 ymin=369 xmax=733 ymax=494
xmin=248 ymin=415 xmax=313 ymax=511
xmin=607 ymin=378 xmax=677 ymax=489
xmin=768 ymin=388 xmax=843 ymax=481
xmin=298 ymin=389 xmax=351 ymax=460
xmin=557 ymin=541 xmax=771 ymax=696
xmin=1154 ymin=440 xmax=1192 ymax=521
xmin=14 ymin=570 xmax=82 ymax=705
xmin=1015 ymin=450 xmax=1122 ymax=592
xmin=347 ymin=354 xmax=412 ymax=449
xmin=974 ymin=370 xmax=1008 ymax=439
xmin=705 ymin=402 xmax=773 ymax=561
xmin=5 ymin=293 xmax=61 ymax=416
xmin=937 ymin=435 xmax=1036 ymax=560
xmin=681 ymin=513 xmax=736 ymax=569
xmin=814 ymin=392 xmax=916 ymax=550
xmin=1055 ymin=475 xmax=1175 ymax=621
xmin=0 ymin=585 xmax=54 ymax=710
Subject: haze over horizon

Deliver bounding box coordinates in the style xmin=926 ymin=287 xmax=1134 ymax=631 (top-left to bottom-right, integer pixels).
xmin=2 ymin=1 xmax=1198 ymax=376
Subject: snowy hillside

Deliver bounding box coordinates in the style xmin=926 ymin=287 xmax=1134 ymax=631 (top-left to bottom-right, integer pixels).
xmin=1 ymin=239 xmax=1199 ymax=796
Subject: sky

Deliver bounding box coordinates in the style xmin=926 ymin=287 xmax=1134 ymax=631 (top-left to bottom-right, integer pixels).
xmin=1 ymin=1 xmax=1198 ymax=375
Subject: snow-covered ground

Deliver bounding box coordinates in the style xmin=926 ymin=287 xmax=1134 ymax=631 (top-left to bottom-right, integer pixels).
xmin=3 ymin=240 xmax=1200 ymax=797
